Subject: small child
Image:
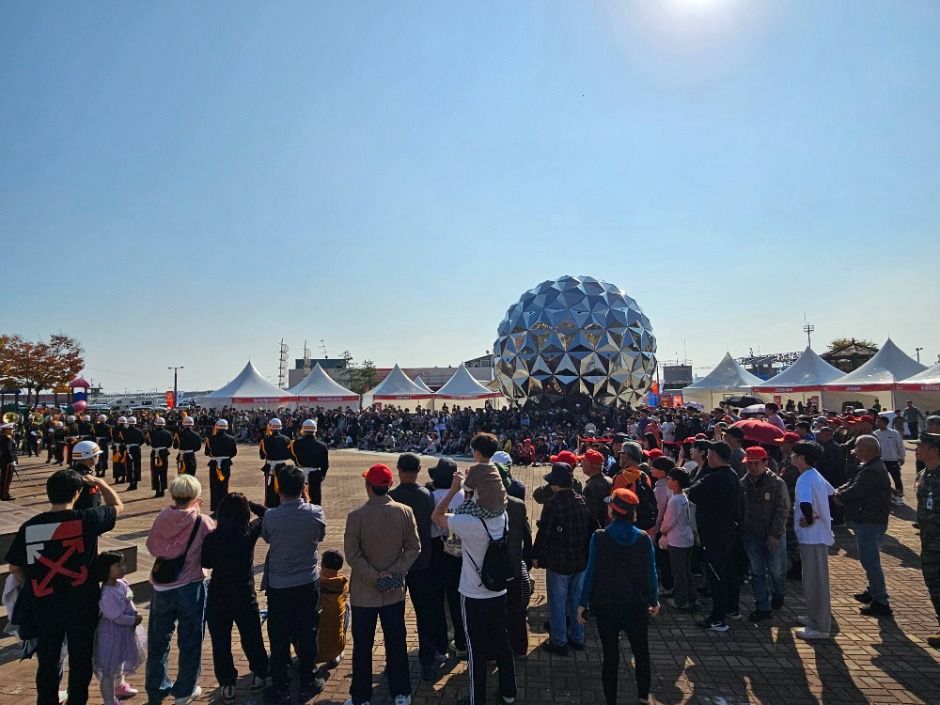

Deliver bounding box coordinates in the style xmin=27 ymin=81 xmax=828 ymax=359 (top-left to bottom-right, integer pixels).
xmin=659 ymin=468 xmax=698 ymax=610
xmin=317 ymin=550 xmax=349 ymax=671
xmin=93 ymin=552 xmax=143 ymax=705
xmin=461 ymin=433 xmax=507 ymax=516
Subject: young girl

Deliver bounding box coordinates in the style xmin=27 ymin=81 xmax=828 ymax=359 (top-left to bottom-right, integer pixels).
xmin=94 ymin=552 xmax=144 ymax=705
xmin=658 ymin=468 xmax=698 ymax=610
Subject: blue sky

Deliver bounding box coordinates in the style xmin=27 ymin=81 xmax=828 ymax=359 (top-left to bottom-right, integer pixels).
xmin=2 ymin=1 xmax=938 ymax=391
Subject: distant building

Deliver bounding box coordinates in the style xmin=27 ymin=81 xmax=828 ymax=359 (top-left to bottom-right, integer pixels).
xmin=736 ymin=352 xmax=800 ymax=381
xmin=662 ymin=363 xmax=693 ymax=390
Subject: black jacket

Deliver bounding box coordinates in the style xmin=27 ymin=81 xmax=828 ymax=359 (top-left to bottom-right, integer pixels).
xmin=290 ymin=436 xmax=329 ymax=478
xmin=389 ymin=482 xmax=435 ymax=571
xmin=506 ymin=495 xmax=533 ymax=578
xmin=837 ymin=458 xmax=892 ymax=525
xmin=687 ymin=464 xmax=739 ymax=546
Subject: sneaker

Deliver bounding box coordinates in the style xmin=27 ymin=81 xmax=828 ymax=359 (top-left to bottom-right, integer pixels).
xmin=298 ymin=677 xmax=326 ymax=700
xmin=927 ymin=633 xmax=940 ymax=649
xmin=853 ymin=590 xmax=872 ymax=604
xmin=726 ymin=611 xmax=743 ymax=621
xmin=795 ymin=627 xmax=830 ymax=640
xmin=174 ymin=686 xmax=202 ymax=705
xmin=771 ymin=596 xmax=785 ymax=610
xmin=894 ymin=495 xmax=905 ymax=506
xmin=698 ymin=621 xmax=730 ymax=633
xmin=393 ymin=696 xmax=412 ymax=705
xmin=860 ymin=602 xmax=893 ymax=617
xmin=541 ymin=640 xmax=571 ymax=656
xmin=796 ymin=615 xmax=812 ymax=627
xmin=115 ymin=682 xmax=139 ymax=699
xmin=250 ymin=675 xmax=269 ymax=691
xmin=265 ymin=686 xmax=292 ymax=705
xmin=748 ymin=610 xmax=772 ymax=623
xmin=220 ymin=684 xmax=236 ymax=703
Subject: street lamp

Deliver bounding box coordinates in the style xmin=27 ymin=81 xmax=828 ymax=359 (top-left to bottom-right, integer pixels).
xmin=915 ymin=347 xmax=923 ymax=363
xmin=168 ymin=366 xmax=184 ymax=408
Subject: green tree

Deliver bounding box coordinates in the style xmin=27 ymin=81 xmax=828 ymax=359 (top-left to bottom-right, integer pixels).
xmin=827 ymin=337 xmax=879 ymax=353
xmin=347 ymin=359 xmax=377 ymax=395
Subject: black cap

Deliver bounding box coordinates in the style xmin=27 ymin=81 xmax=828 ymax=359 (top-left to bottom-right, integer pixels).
xmin=613 ymin=432 xmax=628 ymax=443
xmin=708 ymin=441 xmax=733 ymax=461
xmin=543 ymin=462 xmax=573 ymax=487
xmin=723 ymin=426 xmax=745 ymax=440
xmin=397 ymin=453 xmax=421 ymax=473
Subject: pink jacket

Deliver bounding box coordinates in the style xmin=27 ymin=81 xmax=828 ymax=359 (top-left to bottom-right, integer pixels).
xmin=146 ymin=506 xmax=215 ymax=590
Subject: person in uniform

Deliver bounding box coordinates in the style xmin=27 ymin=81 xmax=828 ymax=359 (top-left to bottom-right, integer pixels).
xmin=205 ymin=418 xmax=238 ymax=512
xmin=260 ymin=418 xmax=291 ymax=508
xmin=71 ymin=440 xmax=106 ymax=510
xmin=77 ymin=414 xmax=95 ymax=442
xmin=94 ymin=414 xmax=111 ymax=477
xmin=65 ymin=414 xmax=80 ymax=465
xmin=122 ymin=416 xmax=145 ymax=491
xmin=53 ymin=420 xmax=68 ymax=466
xmin=174 ymin=415 xmax=202 ymax=476
xmin=111 ymin=416 xmax=127 ymax=483
xmin=915 ymin=431 xmax=940 ymax=649
xmin=146 ymin=416 xmax=173 ymax=498
xmin=290 ymin=419 xmax=329 ymax=505
xmin=1 ymin=422 xmax=17 ymax=501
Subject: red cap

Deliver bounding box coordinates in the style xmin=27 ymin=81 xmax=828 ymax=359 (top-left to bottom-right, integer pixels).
xmin=643 ymin=448 xmax=664 ymax=459
xmin=744 ymin=446 xmax=769 ymax=461
xmin=581 ymin=449 xmax=605 ymax=465
xmin=680 ymin=436 xmax=697 ymax=445
xmin=550 ymin=450 xmax=580 ymax=466
xmin=858 ymin=415 xmax=874 ymax=424
xmin=775 ymin=431 xmax=801 ymax=445
xmin=363 ymin=464 xmax=394 ymax=487
xmin=605 ymin=488 xmax=640 ymax=515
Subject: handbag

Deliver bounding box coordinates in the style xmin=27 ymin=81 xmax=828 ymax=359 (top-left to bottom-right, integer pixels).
xmin=150 ymin=517 xmax=202 ymax=585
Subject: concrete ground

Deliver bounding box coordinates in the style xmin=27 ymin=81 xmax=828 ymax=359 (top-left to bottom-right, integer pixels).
xmin=1 ymin=446 xmax=939 ymax=705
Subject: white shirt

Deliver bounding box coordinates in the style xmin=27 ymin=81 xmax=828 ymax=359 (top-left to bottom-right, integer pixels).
xmin=873 ymin=428 xmax=905 ymax=463
xmin=447 ymin=511 xmax=508 ymax=599
xmin=661 ymin=421 xmax=676 ymax=443
xmin=431 ymin=487 xmax=465 ymax=538
xmin=659 ymin=493 xmax=695 ymax=548
xmin=794 ymin=468 xmax=835 ymax=546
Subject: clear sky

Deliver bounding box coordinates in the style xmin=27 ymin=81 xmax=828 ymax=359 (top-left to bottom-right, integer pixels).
xmin=2 ymin=1 xmax=938 ymax=392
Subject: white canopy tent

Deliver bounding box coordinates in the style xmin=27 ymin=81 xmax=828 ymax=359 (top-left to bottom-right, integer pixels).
xmin=288 ymin=363 xmax=360 ymax=409
xmin=895 ymin=362 xmax=940 ymax=414
xmin=363 ymin=364 xmax=435 ymax=411
xmin=752 ymin=347 xmax=844 ymax=407
xmin=821 ymin=338 xmax=926 ymax=410
xmin=413 ymin=376 xmax=435 ymax=394
xmin=434 ymin=365 xmax=506 ymax=409
xmin=682 ymin=353 xmax=765 ymax=409
xmin=200 ymin=361 xmax=298 ymax=409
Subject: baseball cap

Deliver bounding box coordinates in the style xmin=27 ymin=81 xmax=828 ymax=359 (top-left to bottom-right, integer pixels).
xmin=605 ymin=488 xmax=639 ymax=515
xmin=550 ymin=450 xmax=579 ymax=466
xmin=744 ymin=446 xmax=769 ymax=462
xmin=581 ymin=448 xmax=605 ymax=465
xmin=775 ymin=431 xmax=801 ymax=445
xmin=363 ymin=464 xmax=394 ymax=487
xmin=397 ymin=453 xmax=421 ymax=473
xmin=643 ymin=448 xmax=664 ymax=460
xmin=492 ymin=450 xmax=513 ymax=466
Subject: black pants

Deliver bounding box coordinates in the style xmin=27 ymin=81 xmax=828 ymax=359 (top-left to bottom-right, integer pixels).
xmin=151 ymin=451 xmax=169 ymax=495
xmin=407 ymin=569 xmax=443 ymax=665
xmin=654 ymin=541 xmax=674 ymax=591
xmin=1 ymin=462 xmax=13 ymax=500
xmin=55 ymin=442 xmax=65 ymax=465
xmin=307 ymin=475 xmax=323 ymax=506
xmin=885 ymin=460 xmax=903 ymax=494
xmin=267 ymin=582 xmax=319 ymax=690
xmin=36 ymin=603 xmax=98 ymax=705
xmin=208 ymin=460 xmax=231 ymax=512
xmin=461 ymin=594 xmax=516 ymax=705
xmin=207 ymin=588 xmax=269 ymax=687
xmin=704 ymin=541 xmax=739 ymax=623
xmin=264 ymin=464 xmax=286 ymax=508
xmin=505 ymin=573 xmax=529 ymax=656
xmin=908 ymin=421 xmax=919 ymax=439
xmin=350 ymin=601 xmax=410 ymax=704
xmin=96 ymin=440 xmax=108 ymax=475
xmin=430 ymin=537 xmax=466 ymax=650
xmin=127 ymin=447 xmax=142 ymax=486
xmin=112 ymin=446 xmax=125 ymax=482
xmin=595 ymin=604 xmax=651 ymax=704
xmin=179 ymin=452 xmax=197 ymax=476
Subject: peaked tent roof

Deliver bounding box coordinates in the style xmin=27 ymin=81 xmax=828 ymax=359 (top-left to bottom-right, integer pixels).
xmin=202 ymin=361 xmax=297 ymax=402
xmin=753 ymin=347 xmax=844 ymax=392
xmin=436 ymin=365 xmax=502 ymax=399
xmin=367 ymin=364 xmax=434 ymax=399
xmin=824 ymin=339 xmax=926 ymax=390
xmin=895 ymin=361 xmax=940 ymax=390
xmin=413 ymin=376 xmax=435 ymax=394
xmin=684 ymin=353 xmax=764 ymax=392
xmin=288 ymin=363 xmax=358 ymax=401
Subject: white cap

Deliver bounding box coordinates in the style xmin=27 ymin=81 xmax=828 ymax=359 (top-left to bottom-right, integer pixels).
xmin=182 ymin=416 xmax=194 ymax=426
xmin=73 ymin=440 xmax=103 ymax=460
xmin=492 ymin=450 xmax=513 ymax=466
xmin=66 ymin=415 xmax=76 ymax=422
xmin=154 ymin=417 xmax=166 ymax=426
xmin=55 ymin=420 xmax=64 ymax=428
xmin=301 ymin=419 xmax=317 ymax=432
xmin=81 ymin=415 xmax=91 ymax=422
xmin=0 ymin=422 xmax=14 ymax=431
xmin=215 ymin=419 xmax=229 ymax=429
xmin=117 ymin=416 xmax=127 ymax=424
xmin=127 ymin=416 xmax=137 ymax=425
xmin=268 ymin=417 xmax=282 ymax=429
xmin=96 ymin=414 xmax=107 ymax=422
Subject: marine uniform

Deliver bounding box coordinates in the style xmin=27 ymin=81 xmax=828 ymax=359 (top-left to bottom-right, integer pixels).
xmin=122 ymin=423 xmax=146 ymax=490
xmin=917 ymin=459 xmax=940 ymax=635
xmin=290 ymin=433 xmax=329 ymax=505
xmin=174 ymin=426 xmax=203 ymax=476
xmin=111 ymin=423 xmax=127 ymax=482
xmin=147 ymin=425 xmax=174 ymax=497
xmin=0 ymin=429 xmax=17 ymax=501
xmin=260 ymin=430 xmax=291 ymax=508
xmin=94 ymin=419 xmax=111 ymax=476
xmin=205 ymin=428 xmax=238 ymax=511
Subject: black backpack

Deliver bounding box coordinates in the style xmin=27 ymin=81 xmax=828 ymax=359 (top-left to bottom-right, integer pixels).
xmin=633 ymin=472 xmax=658 ymax=531
xmin=467 ymin=516 xmax=514 ymax=592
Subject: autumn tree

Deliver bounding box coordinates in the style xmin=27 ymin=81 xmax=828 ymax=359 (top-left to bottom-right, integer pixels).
xmin=0 ymin=334 xmax=85 ymax=406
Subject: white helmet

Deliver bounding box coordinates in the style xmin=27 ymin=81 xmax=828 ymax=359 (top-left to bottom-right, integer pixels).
xmin=55 ymin=420 xmax=64 ymax=428
xmin=81 ymin=414 xmax=91 ymax=422
xmin=117 ymin=416 xmax=127 ymax=424
xmin=1 ymin=422 xmax=14 ymax=431
xmin=268 ymin=418 xmax=282 ymax=429
xmin=182 ymin=416 xmax=195 ymax=427
xmin=66 ymin=415 xmax=76 ymax=423
xmin=96 ymin=414 xmax=107 ymax=422
xmin=154 ymin=417 xmax=166 ymax=426
xmin=301 ymin=419 xmax=317 ymax=433
xmin=73 ymin=440 xmax=103 ymax=460
xmin=127 ymin=416 xmax=138 ymax=425
xmin=215 ymin=419 xmax=229 ymax=429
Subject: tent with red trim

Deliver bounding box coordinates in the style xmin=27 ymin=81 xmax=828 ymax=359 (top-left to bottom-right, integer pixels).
xmin=435 ymin=365 xmax=505 ymax=409
xmin=894 ymin=362 xmax=940 ymax=413
xmin=821 ymin=339 xmax=925 ymax=410
xmin=752 ymin=347 xmax=843 ymax=407
xmin=682 ymin=353 xmax=765 ymax=409
xmin=363 ymin=364 xmax=435 ymax=411
xmin=200 ymin=361 xmax=298 ymax=409
xmin=289 ymin=363 xmax=359 ymax=409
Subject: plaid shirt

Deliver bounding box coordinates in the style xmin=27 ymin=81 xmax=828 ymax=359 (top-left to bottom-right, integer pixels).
xmin=533 ymin=488 xmax=593 ymax=575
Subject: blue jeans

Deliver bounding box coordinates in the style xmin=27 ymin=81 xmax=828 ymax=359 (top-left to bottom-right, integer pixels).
xmin=146 ymin=580 xmax=207 ymax=703
xmin=851 ymin=522 xmax=889 ymax=603
xmin=546 ymin=569 xmax=585 ymax=647
xmin=743 ymin=534 xmax=787 ymax=612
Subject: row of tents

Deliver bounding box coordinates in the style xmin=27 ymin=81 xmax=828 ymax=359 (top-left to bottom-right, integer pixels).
xmin=198 ymin=361 xmax=503 ymax=410
xmin=683 ymin=338 xmax=940 ymax=411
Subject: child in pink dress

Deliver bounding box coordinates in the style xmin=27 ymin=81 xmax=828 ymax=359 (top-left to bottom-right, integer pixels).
xmin=94 ymin=552 xmax=144 ymax=703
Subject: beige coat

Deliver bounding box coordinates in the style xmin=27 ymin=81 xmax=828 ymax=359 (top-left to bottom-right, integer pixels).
xmin=343 ymin=494 xmax=420 ymax=607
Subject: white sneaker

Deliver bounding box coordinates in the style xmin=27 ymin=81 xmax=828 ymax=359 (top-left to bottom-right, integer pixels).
xmin=220 ymin=684 xmax=236 ymax=703
xmin=174 ymin=685 xmax=202 ymax=705
xmin=795 ymin=627 xmax=830 ymax=640
xmin=394 ymin=696 xmax=412 ymax=705
xmin=796 ymin=615 xmax=812 ymax=627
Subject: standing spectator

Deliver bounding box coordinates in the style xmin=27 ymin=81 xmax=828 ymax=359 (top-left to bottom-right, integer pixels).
xmin=261 ymin=467 xmax=327 ymax=705
xmin=687 ymin=441 xmax=741 ymax=631
xmin=791 ymin=441 xmax=835 ymax=640
xmin=577 ymin=489 xmax=659 ymax=705
xmin=739 ymin=446 xmax=790 ymax=622
xmin=874 ymin=415 xmax=906 ymax=504
xmin=815 ymin=426 xmax=846 ymax=526
xmin=659 ymin=468 xmax=697 ymax=610
xmin=723 ymin=426 xmax=747 ymax=478
xmin=835 ymin=435 xmax=893 ymax=617
xmin=431 ymin=469 xmax=516 ymax=705
xmin=389 ymin=453 xmax=443 ymax=681
xmin=145 ymin=474 xmax=215 ymax=705
xmin=581 ymin=449 xmax=613 ymax=528
xmin=5 ymin=463 xmax=123 ymax=705
xmin=532 ymin=462 xmax=593 ymax=654
xmin=914 ymin=431 xmax=940 ymax=648
xmin=649 ymin=456 xmax=675 ymax=596
xmin=765 ymin=403 xmax=785 ymax=431
xmin=317 ymin=550 xmax=350 ymax=671
xmin=92 ymin=552 xmax=143 ymax=705
xmin=505 ymin=489 xmax=533 ymax=656
xmin=905 ymin=401 xmax=926 ymax=439
xmin=613 ymin=442 xmax=658 ymax=531
xmin=344 ymin=464 xmax=420 ymax=705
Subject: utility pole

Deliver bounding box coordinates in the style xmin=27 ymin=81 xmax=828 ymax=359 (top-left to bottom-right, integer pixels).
xmin=915 ymin=347 xmax=923 ymax=363
xmin=802 ymin=317 xmax=815 ymax=348
xmin=168 ymin=366 xmax=184 ymax=408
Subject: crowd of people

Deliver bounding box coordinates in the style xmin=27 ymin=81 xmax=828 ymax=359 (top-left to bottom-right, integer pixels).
xmin=2 ymin=397 xmax=940 ymax=705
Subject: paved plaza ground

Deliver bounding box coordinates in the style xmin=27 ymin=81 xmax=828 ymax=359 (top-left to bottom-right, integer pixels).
xmin=1 ymin=447 xmax=939 ymax=705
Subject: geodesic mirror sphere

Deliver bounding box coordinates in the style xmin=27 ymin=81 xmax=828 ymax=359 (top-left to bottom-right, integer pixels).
xmin=494 ymin=275 xmax=657 ymax=407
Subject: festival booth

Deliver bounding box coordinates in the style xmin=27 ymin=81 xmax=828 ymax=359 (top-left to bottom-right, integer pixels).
xmin=362 ymin=364 xmax=435 ymax=412
xmin=821 ymin=339 xmax=926 ymax=411
xmin=752 ymin=347 xmax=844 ymax=408
xmin=288 ymin=363 xmax=360 ymax=410
xmin=434 ymin=365 xmax=506 ymax=410
xmin=895 ymin=363 xmax=940 ymax=414
xmin=200 ymin=361 xmax=298 ymax=410
xmin=682 ymin=353 xmax=765 ymax=410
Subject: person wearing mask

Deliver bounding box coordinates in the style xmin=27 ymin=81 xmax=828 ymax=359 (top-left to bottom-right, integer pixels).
xmin=874 ymin=415 xmax=906 ymax=505
xmin=577 ymin=489 xmax=659 ymax=705
xmin=834 ymin=435 xmax=893 ymax=617
xmin=722 ymin=427 xmax=747 ymax=478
